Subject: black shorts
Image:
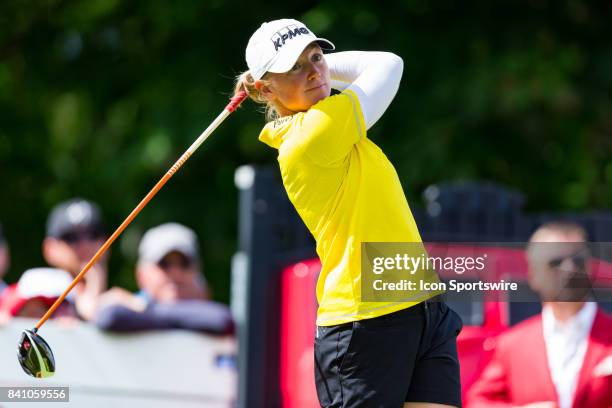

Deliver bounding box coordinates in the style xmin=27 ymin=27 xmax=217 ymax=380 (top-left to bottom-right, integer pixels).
xmin=314 ymin=298 xmax=463 ymax=408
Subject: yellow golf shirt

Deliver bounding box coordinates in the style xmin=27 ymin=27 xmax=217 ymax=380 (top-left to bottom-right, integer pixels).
xmin=259 ymin=89 xmax=427 ymax=326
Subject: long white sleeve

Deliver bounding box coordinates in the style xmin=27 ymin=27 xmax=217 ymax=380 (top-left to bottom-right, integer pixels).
xmin=325 ymin=51 xmax=403 ymax=130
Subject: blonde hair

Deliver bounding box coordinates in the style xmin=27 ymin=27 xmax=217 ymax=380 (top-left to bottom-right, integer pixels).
xmin=234 ymin=71 xmax=280 ymax=122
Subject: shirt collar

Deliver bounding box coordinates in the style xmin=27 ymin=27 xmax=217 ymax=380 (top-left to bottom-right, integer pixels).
xmin=258 ymin=115 xmax=297 ymax=149
xmin=542 ymin=301 xmax=597 ymax=337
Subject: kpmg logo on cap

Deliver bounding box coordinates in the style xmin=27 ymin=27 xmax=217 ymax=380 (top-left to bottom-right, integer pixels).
xmin=270 ymin=24 xmax=310 ymax=51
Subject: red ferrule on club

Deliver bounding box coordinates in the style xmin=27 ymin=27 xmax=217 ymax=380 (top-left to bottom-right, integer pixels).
xmin=225 ymin=90 xmax=248 ymax=112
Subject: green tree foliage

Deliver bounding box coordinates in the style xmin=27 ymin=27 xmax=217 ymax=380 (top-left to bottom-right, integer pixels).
xmin=1 ymin=0 xmax=610 ymax=301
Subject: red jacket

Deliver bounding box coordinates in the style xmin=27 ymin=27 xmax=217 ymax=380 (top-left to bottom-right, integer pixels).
xmin=467 ymin=308 xmax=612 ymax=408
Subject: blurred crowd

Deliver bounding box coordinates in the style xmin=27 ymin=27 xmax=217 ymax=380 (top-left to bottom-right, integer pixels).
xmin=1 ymin=201 xmax=609 ymax=407
xmin=0 ymin=198 xmax=233 ymax=335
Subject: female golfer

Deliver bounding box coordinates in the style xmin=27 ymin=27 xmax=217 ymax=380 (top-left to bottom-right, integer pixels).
xmin=235 ymin=18 xmax=463 ymax=408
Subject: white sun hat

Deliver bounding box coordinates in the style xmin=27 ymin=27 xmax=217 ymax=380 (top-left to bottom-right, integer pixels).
xmin=17 ymin=268 xmax=73 ymax=299
xmin=246 ymin=18 xmax=335 ymax=81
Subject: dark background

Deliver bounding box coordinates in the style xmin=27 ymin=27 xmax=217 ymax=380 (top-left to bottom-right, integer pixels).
xmin=1 ymin=0 xmax=610 ymax=302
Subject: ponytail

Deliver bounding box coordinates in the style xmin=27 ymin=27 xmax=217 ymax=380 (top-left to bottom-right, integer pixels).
xmin=234 ymin=71 xmax=280 ymax=122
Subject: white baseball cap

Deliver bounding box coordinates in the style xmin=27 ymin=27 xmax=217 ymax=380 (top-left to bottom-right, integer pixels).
xmin=138 ymin=223 xmax=199 ymax=265
xmin=246 ymin=18 xmax=335 ymax=81
xmin=16 ymin=268 xmax=73 ymax=299
xmin=2 ymin=268 xmax=74 ymax=316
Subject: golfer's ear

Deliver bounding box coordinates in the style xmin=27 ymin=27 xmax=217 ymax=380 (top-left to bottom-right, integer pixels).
xmin=255 ymin=80 xmax=275 ymax=101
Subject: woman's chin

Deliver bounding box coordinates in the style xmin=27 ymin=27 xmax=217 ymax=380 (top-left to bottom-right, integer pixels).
xmin=309 ymin=88 xmax=331 ymax=105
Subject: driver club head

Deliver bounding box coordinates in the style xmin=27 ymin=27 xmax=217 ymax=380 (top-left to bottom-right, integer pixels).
xmin=17 ymin=329 xmax=55 ymax=378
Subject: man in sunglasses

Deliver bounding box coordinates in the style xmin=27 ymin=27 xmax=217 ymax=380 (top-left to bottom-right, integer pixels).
xmin=43 ymin=198 xmax=109 ymax=321
xmin=94 ymin=223 xmax=233 ymax=334
xmin=468 ymin=221 xmax=612 ymax=408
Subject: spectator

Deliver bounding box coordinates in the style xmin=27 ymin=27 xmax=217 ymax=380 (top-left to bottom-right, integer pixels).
xmin=95 ymin=223 xmax=233 ymax=335
xmin=0 ymin=222 xmax=9 ymax=295
xmin=467 ymin=221 xmax=612 ymax=408
xmin=43 ymin=198 xmax=109 ymax=321
xmin=0 ymin=267 xmax=77 ymax=319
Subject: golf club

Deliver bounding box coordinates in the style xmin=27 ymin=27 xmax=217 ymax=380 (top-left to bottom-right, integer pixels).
xmin=16 ymin=90 xmax=248 ymax=378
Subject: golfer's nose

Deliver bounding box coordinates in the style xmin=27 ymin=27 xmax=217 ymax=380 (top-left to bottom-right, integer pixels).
xmin=307 ymin=63 xmax=321 ymax=81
